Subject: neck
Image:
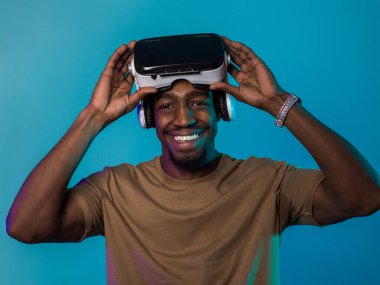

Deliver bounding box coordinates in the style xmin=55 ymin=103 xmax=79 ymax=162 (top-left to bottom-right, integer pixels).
xmin=160 ymin=151 xmax=221 ymax=180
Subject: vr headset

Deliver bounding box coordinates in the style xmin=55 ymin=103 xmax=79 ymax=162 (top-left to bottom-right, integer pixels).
xmin=128 ymin=33 xmax=235 ymax=128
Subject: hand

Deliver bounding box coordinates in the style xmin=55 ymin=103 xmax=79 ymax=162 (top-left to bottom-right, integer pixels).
xmin=88 ymin=41 xmax=157 ymax=126
xmin=210 ymin=36 xmax=285 ymax=111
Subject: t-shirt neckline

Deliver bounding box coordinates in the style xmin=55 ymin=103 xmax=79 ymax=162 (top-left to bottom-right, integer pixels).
xmin=154 ymin=154 xmax=228 ymax=185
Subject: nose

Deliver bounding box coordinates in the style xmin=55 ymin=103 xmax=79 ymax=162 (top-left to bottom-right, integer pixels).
xmin=173 ymin=104 xmax=196 ymax=127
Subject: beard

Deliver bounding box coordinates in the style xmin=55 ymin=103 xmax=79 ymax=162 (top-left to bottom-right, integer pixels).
xmin=168 ymin=147 xmax=208 ymax=171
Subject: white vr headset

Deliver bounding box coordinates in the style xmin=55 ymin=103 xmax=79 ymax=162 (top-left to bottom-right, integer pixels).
xmin=128 ymin=33 xmax=235 ymax=128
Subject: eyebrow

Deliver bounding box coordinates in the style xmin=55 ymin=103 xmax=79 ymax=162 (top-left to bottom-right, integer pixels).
xmin=156 ymin=90 xmax=210 ymax=101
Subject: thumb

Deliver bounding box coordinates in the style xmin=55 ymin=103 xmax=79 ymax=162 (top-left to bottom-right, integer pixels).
xmin=210 ymin=82 xmax=243 ymax=101
xmin=129 ymin=87 xmax=158 ymax=108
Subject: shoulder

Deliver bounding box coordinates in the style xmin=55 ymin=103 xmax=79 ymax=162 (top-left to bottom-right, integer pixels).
xmin=222 ymin=154 xmax=278 ymax=171
xmin=111 ymin=157 xmax=158 ymax=174
xmin=107 ymin=157 xmax=160 ymax=182
xmin=218 ymin=154 xmax=284 ymax=183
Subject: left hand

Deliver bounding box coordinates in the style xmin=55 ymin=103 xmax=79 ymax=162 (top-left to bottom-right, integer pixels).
xmin=210 ymin=36 xmax=285 ymax=111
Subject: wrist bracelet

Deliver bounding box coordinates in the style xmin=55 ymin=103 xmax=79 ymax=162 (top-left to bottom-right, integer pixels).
xmin=274 ymin=94 xmax=300 ymax=127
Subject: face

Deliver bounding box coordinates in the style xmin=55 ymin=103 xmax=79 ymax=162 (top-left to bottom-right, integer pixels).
xmin=154 ymin=80 xmax=219 ymax=170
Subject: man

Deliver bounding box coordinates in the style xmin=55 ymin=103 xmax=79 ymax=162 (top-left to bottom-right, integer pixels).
xmin=7 ymin=35 xmax=380 ymax=284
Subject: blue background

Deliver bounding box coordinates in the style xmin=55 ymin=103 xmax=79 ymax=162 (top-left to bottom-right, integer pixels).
xmin=1 ymin=0 xmax=379 ymax=284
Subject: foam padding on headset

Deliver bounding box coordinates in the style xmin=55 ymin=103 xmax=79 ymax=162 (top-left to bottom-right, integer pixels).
xmin=143 ymin=95 xmax=155 ymax=129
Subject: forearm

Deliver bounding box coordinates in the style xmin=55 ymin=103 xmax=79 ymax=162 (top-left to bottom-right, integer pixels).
xmin=212 ymin=37 xmax=379 ymax=220
xmin=7 ymin=106 xmax=105 ymax=241
xmin=264 ymin=94 xmax=380 ymax=215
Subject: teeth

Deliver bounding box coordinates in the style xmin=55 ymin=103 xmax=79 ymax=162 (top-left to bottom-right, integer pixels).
xmin=174 ymin=133 xmax=199 ymax=142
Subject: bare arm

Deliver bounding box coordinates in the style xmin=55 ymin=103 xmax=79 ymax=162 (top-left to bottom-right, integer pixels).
xmin=6 ymin=42 xmax=157 ymax=243
xmin=283 ymin=104 xmax=380 ymax=224
xmin=211 ymin=36 xmax=380 ymax=225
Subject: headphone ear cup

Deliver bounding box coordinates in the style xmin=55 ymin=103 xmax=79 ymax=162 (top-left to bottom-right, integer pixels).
xmin=212 ymin=91 xmax=221 ymax=121
xmin=137 ymin=101 xmax=146 ymax=128
xmin=137 ymin=96 xmax=155 ymax=128
xmin=212 ymin=91 xmax=233 ymax=122
xmin=143 ymin=96 xmax=155 ymax=128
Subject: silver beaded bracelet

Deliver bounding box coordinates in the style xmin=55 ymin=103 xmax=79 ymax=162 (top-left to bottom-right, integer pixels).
xmin=274 ymin=94 xmax=300 ymax=127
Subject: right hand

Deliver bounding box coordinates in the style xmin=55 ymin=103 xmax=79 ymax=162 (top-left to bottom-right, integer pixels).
xmin=88 ymin=40 xmax=157 ymax=126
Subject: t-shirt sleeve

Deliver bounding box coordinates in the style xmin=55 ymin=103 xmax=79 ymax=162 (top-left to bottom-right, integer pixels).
xmin=68 ymin=167 xmax=112 ymax=241
xmin=273 ymin=161 xmax=325 ymax=229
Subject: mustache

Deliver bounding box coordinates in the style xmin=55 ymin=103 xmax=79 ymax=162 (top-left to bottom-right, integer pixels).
xmin=163 ymin=125 xmax=205 ymax=133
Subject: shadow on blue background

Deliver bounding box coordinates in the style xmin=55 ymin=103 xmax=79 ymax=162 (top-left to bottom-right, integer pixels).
xmin=1 ymin=0 xmax=379 ymax=284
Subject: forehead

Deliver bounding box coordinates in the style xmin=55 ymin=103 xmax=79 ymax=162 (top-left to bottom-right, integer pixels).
xmin=155 ymin=82 xmax=210 ymax=102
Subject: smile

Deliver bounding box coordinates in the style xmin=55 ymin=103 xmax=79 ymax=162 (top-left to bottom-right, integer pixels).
xmin=173 ymin=133 xmax=200 ymax=142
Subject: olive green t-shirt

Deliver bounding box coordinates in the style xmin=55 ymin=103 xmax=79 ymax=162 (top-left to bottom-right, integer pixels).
xmin=70 ymin=155 xmax=324 ymax=285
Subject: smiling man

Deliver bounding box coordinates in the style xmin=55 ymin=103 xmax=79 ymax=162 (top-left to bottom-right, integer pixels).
xmin=7 ymin=34 xmax=380 ymax=285
xmin=155 ymin=80 xmax=220 ymax=178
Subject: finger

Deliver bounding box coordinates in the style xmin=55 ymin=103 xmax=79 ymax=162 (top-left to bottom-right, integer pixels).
xmin=228 ymin=48 xmax=246 ymax=67
xmin=221 ymin=36 xmax=245 ymax=57
xmin=229 ymin=48 xmax=260 ymax=72
xmin=108 ymin=83 xmax=150 ymax=112
xmin=124 ymin=72 xmax=134 ymax=85
xmin=225 ymin=41 xmax=262 ymax=71
xmin=228 ymin=63 xmax=240 ymax=78
xmin=129 ymin=87 xmax=158 ymax=107
xmin=105 ymin=44 xmax=128 ymax=71
xmin=112 ymin=42 xmax=136 ymax=81
xmin=220 ymin=35 xmax=232 ymax=46
xmin=126 ymin=39 xmax=137 ymax=50
xmin=116 ymin=40 xmax=136 ymax=71
xmin=116 ymin=49 xmax=131 ymax=71
xmin=104 ymin=41 xmax=136 ymax=77
xmin=222 ymin=36 xmax=260 ymax=61
xmin=209 ymin=82 xmax=242 ymax=100
xmin=120 ymin=52 xmax=134 ymax=76
xmin=120 ymin=40 xmax=136 ymax=70
xmin=115 ymin=52 xmax=134 ymax=80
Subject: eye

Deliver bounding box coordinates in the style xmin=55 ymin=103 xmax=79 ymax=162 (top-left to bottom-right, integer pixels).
xmin=191 ymin=100 xmax=207 ymax=107
xmin=160 ymin=104 xmax=171 ymax=109
xmin=158 ymin=103 xmax=174 ymax=112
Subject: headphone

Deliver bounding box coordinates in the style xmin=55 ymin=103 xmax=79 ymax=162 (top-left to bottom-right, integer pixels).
xmin=137 ymin=88 xmax=234 ymax=129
